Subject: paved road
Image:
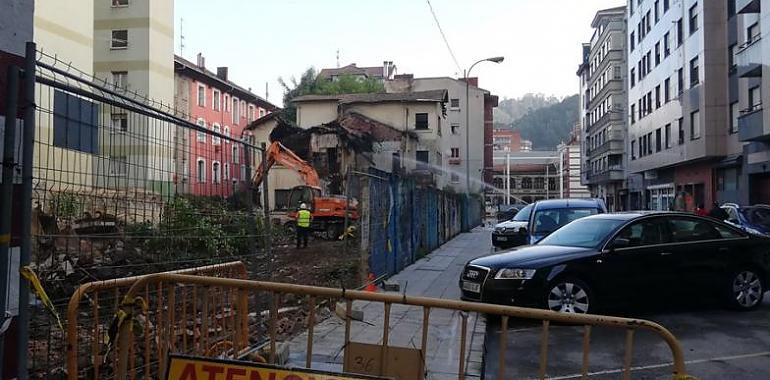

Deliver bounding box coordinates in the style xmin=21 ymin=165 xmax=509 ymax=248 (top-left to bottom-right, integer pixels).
xmin=474 ymin=228 xmax=770 ymax=379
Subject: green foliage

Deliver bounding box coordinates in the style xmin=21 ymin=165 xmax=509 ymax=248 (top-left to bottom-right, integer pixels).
xmin=508 ymin=95 xmax=579 ymax=149
xmin=50 ymin=192 xmax=81 ymax=219
xmin=278 ymin=68 xmax=385 ymax=123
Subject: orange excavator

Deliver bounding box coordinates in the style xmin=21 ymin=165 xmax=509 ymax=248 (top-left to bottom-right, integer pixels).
xmin=254 ymin=141 xmax=358 ymax=239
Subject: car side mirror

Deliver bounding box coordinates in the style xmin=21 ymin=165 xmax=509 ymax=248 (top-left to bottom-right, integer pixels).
xmin=518 ymin=227 xmax=527 ymax=235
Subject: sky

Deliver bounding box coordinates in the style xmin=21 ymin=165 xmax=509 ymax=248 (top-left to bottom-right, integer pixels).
xmin=175 ymin=0 xmax=624 ymax=107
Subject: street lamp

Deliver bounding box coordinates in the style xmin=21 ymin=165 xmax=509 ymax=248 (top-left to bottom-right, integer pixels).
xmin=465 ymin=56 xmax=504 ymax=195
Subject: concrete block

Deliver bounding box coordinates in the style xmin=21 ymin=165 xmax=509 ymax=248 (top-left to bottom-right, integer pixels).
xmin=335 ymin=302 xmax=364 ymax=321
xmin=382 ymin=280 xmax=400 ymax=292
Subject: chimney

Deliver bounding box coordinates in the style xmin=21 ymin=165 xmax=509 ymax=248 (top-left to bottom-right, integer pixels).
xmin=196 ymin=53 xmax=205 ymax=69
xmin=383 ymin=61 xmax=389 ymax=79
xmin=216 ymin=67 xmax=228 ymax=81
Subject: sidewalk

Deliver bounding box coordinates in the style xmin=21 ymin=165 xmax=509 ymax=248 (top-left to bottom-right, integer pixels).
xmin=288 ymin=224 xmax=493 ymax=379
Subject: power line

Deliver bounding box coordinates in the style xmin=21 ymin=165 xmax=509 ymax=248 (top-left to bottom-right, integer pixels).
xmin=425 ymin=0 xmax=463 ymax=74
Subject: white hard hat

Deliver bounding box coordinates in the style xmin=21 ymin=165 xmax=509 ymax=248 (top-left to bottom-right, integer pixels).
xmin=300 ymin=203 xmax=308 ymax=210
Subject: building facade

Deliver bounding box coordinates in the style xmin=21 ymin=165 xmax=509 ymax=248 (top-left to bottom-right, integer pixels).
xmin=579 ymin=6 xmax=628 ymax=211
xmin=490 ymin=152 xmax=560 ymax=205
xmin=174 ymin=54 xmax=276 ymax=198
xmin=558 ymin=125 xmax=591 ymax=199
xmin=492 ymin=129 xmax=531 ymax=152
xmin=735 ymin=0 xmax=770 ymax=203
xmin=627 ymin=0 xmax=739 ymax=211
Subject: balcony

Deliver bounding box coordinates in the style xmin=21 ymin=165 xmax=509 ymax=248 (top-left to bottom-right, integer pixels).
xmin=587 ymin=168 xmax=625 ymax=184
xmin=589 ymin=137 xmax=625 ymax=158
xmin=586 ymin=110 xmax=624 ymax=133
xmin=736 ymin=37 xmax=763 ymax=77
xmin=448 ymin=157 xmax=461 ymax=165
xmin=738 ymin=105 xmax=768 ymax=141
xmin=737 ymin=0 xmax=761 ymax=13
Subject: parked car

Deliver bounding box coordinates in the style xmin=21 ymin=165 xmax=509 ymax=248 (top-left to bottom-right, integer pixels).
xmin=462 ymin=212 xmax=770 ymax=313
xmin=496 ymin=205 xmax=521 ymax=222
xmin=526 ymin=198 xmax=607 ymax=244
xmin=721 ymin=203 xmax=770 ymax=237
xmin=492 ymin=204 xmax=533 ymax=248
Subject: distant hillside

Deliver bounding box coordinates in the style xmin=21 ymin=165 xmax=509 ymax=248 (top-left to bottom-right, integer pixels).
xmin=493 ymin=93 xmax=560 ymax=125
xmin=508 ymin=94 xmax=579 ymax=150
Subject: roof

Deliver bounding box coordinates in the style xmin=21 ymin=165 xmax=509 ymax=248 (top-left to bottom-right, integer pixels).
xmin=591 ymin=6 xmax=627 ymax=27
xmin=318 ymin=63 xmax=395 ymax=80
xmin=245 ymin=112 xmax=286 ymax=131
xmin=337 ymin=112 xmax=417 ymax=141
xmin=586 ymin=211 xmax=712 ymax=221
xmin=532 ymin=198 xmax=604 ymax=210
xmin=174 ymin=55 xmax=278 ymax=111
xmin=292 ymin=90 xmax=448 ymax=105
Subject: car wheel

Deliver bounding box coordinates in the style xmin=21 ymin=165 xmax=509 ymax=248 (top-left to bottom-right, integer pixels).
xmin=545 ymin=278 xmax=594 ymax=314
xmin=727 ymin=269 xmax=764 ymax=311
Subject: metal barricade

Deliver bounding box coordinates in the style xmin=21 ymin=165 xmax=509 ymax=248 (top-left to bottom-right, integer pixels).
xmin=111 ymin=274 xmax=696 ymax=380
xmin=65 ymin=261 xmax=247 ymax=380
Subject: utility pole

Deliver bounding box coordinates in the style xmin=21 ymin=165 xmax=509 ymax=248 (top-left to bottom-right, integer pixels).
xmin=505 ymin=152 xmax=510 ymax=205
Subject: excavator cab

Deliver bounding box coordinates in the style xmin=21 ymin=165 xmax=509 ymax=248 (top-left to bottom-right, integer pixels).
xmin=287 ymin=185 xmax=320 ymax=212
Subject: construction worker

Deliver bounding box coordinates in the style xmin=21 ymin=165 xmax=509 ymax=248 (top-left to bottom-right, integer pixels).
xmin=296 ymin=203 xmax=312 ymax=248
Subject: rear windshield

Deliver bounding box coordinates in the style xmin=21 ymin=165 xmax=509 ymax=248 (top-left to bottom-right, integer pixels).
xmin=512 ymin=204 xmax=533 ymax=222
xmin=531 ymin=207 xmax=599 ymax=235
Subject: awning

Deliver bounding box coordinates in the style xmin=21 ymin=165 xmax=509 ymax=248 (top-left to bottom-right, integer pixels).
xmin=715 ymin=154 xmax=743 ymax=168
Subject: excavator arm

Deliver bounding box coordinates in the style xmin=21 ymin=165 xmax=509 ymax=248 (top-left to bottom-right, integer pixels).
xmin=253 ymin=141 xmax=322 ymax=191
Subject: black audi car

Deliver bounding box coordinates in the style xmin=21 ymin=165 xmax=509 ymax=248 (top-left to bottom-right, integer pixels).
xmin=461 ymin=212 xmax=770 ymax=313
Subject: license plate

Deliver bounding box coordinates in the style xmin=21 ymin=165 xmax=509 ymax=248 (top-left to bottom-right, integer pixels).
xmin=462 ymin=281 xmax=481 ymax=293
xmin=496 ymin=236 xmax=508 ymax=241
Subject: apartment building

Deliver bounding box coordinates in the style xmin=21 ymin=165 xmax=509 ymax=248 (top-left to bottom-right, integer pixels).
xmin=578 ymin=6 xmax=628 ymax=211
xmin=558 ymin=125 xmax=591 ymax=199
xmin=385 ymin=75 xmax=498 ymax=194
xmin=174 ymin=54 xmax=276 ymax=197
xmin=92 ymin=0 xmax=176 ymax=194
xmin=491 ymin=152 xmax=560 ymax=204
xmin=735 ymin=0 xmax=770 ymax=203
xmin=627 ymin=0 xmax=737 ymax=210
xmin=492 ymin=129 xmax=530 ymax=152
xmin=317 ymin=61 xmax=397 ymax=82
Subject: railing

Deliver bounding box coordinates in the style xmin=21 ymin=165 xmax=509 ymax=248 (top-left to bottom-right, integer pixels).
xmin=65 ymin=261 xmax=248 ymax=380
xmin=111 ymin=274 xmax=696 ymax=380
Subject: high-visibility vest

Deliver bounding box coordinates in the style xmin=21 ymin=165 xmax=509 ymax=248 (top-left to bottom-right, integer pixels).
xmin=297 ymin=209 xmax=312 ymax=228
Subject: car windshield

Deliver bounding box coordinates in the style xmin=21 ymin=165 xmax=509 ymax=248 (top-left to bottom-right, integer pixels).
xmin=511 ymin=204 xmax=533 ymax=222
xmin=531 ymin=207 xmax=599 ymax=235
xmin=741 ymin=207 xmax=770 ymax=228
xmin=537 ymin=218 xmax=625 ymax=248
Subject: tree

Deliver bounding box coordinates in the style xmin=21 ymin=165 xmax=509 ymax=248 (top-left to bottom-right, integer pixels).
xmin=278 ymin=68 xmax=385 ymax=123
xmin=508 ymin=95 xmax=579 ymax=149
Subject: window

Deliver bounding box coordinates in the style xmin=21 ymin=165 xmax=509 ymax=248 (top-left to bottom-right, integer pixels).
xmin=259 ymin=109 xmax=266 ymax=118
xmin=108 ymin=156 xmax=128 ymax=177
xmin=197 ymin=159 xmax=206 ymax=183
xmin=730 ymin=102 xmax=739 ymax=133
xmin=616 ymin=219 xmax=670 ymax=247
xmin=416 ymin=150 xmax=429 ymax=168
xmin=112 ymin=0 xmax=129 ymax=6
xmin=223 ymin=126 xmax=230 ymax=143
xmin=248 ymin=105 xmax=255 ymax=122
xmin=646 ymin=10 xmax=651 ymax=32
xmin=654 ymin=42 xmax=660 ymax=66
xmin=53 ymin=90 xmax=98 ymax=154
xmin=654 ymin=0 xmax=660 ymax=22
xmin=728 ymin=0 xmax=736 ymax=17
xmin=224 ymin=95 xmax=230 ymax=112
xmin=630 ymin=32 xmax=635 ymax=51
xmin=665 ymin=123 xmax=671 ymax=148
xmin=630 ymin=0 xmax=634 ymax=15
xmin=450 ymin=98 xmax=460 ymax=109
xmin=690 ymin=56 xmax=699 ymax=86
xmin=241 ymin=101 xmax=246 ymax=118
xmin=631 ymin=140 xmax=637 ymax=160
xmin=630 ymin=104 xmax=636 ymax=123
xmin=212 ymin=123 xmax=221 ymax=145
xmin=630 ymin=68 xmax=636 ymax=87
xmin=451 ymin=123 xmax=460 ymax=135
xmin=655 ymin=85 xmax=661 ymax=108
xmin=668 ymin=217 xmax=723 ymax=242
xmin=676 ymin=19 xmax=683 ymax=46
xmin=112 ymin=71 xmax=127 ymax=89
xmin=197 ymin=84 xmax=206 ymax=107
xmin=232 ymin=145 xmax=240 ymax=164
xmin=664 ymin=78 xmax=671 ymax=102
xmin=232 ymin=97 xmax=239 ymax=124
xmin=451 ymin=173 xmax=460 ymax=183
xmin=663 ymin=32 xmax=670 ymax=56
xmin=415 ymin=113 xmax=429 ymax=130
xmin=678 ymin=118 xmax=685 ymax=144
xmin=689 ymin=4 xmax=698 ymax=34
xmin=111 ymin=113 xmax=127 ymax=133
xmin=111 ymin=30 xmax=128 ymax=49
xmin=664 ymin=0 xmax=669 ymax=11
xmin=224 ymin=163 xmax=230 ymax=180
xmin=656 ymin=128 xmax=662 ymax=152
xmin=213 ymin=90 xmax=220 ymax=111
xmin=212 ymin=162 xmax=221 ymax=184
xmin=450 ymin=147 xmax=460 ymax=158
xmin=728 ymin=44 xmax=737 ymax=72
xmin=521 ymin=177 xmax=532 ymax=189
xmin=691 ymin=110 xmax=701 ymax=139
xmin=749 ymin=86 xmax=762 ymax=111
xmin=647 ymin=132 xmax=653 ymax=155
xmin=646 ymin=51 xmax=652 ymax=74
xmin=677 ymin=68 xmax=684 ymax=95
xmin=196 ymin=119 xmax=206 ymax=142
xmin=748 ymin=22 xmax=760 ymax=44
